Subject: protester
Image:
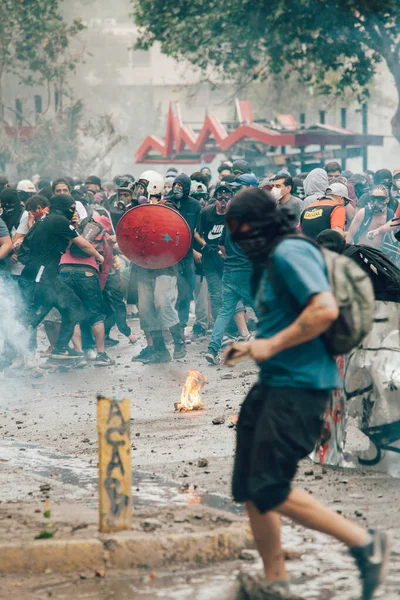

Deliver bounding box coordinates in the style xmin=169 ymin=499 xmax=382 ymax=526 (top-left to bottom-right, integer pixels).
xmin=0 ymin=216 xmax=12 ymax=272
xmin=269 ymin=174 xmax=302 ymax=223
xmin=169 ymin=174 xmax=201 ymax=336
xmin=324 ymin=161 xmax=342 ymax=180
xmin=205 ymin=188 xmax=256 ymax=365
xmin=232 ymin=159 xmax=251 ymax=176
xmin=0 ymin=175 xmax=9 ymax=193
xmin=348 ymin=185 xmax=393 ymax=249
xmin=0 ymin=188 xmax=24 ymax=235
xmin=18 ymin=194 xmax=104 ymax=361
xmin=224 ymin=187 xmax=390 ymax=600
xmin=302 ymin=168 xmax=330 ymax=209
xmin=133 ymin=173 xmax=189 ymax=364
xmin=230 ymin=173 xmax=259 ymax=192
xmin=300 ymin=181 xmax=347 ymax=238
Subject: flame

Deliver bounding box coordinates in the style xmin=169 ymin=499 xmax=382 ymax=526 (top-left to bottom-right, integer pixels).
xmin=176 ymin=369 xmax=207 ymax=412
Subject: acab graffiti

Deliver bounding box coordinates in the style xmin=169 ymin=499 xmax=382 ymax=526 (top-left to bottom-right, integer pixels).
xmin=98 ymin=396 xmax=132 ymax=532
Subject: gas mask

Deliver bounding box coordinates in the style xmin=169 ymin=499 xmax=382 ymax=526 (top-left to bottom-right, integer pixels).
xmin=368 ymin=195 xmax=387 ymax=214
xmin=173 ymin=187 xmax=184 ymax=200
xmin=117 ymin=191 xmax=133 ymax=211
xmin=215 ymin=191 xmax=232 ymax=214
xmin=133 ymin=180 xmax=148 ymax=200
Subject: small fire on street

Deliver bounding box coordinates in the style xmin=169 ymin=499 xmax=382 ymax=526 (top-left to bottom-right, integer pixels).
xmin=175 ymin=370 xmax=207 ymax=412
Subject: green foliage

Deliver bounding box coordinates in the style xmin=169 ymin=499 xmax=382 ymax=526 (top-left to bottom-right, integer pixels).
xmin=0 ymin=0 xmax=85 ymax=105
xmin=131 ymin=0 xmax=400 ymax=104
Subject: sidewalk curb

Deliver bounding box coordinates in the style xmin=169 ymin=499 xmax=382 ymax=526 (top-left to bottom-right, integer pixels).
xmin=0 ymin=523 xmax=253 ymax=574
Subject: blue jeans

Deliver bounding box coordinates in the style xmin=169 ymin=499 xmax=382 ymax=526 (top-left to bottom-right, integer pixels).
xmin=208 ymin=270 xmax=255 ymax=353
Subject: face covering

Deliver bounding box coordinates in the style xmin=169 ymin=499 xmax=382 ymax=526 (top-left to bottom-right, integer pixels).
xmin=394 ymin=180 xmax=400 ymax=190
xmin=216 ymin=199 xmax=231 ymax=214
xmin=173 ymin=187 xmax=184 ymax=200
xmin=368 ymin=198 xmax=387 ymax=214
xmin=50 ymin=194 xmax=76 ymax=220
xmin=230 ymin=225 xmax=271 ymax=260
xmin=270 ymin=187 xmax=283 ymax=202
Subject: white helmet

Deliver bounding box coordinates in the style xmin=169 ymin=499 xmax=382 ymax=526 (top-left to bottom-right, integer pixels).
xmin=17 ymin=179 xmax=36 ymax=193
xmin=139 ymin=170 xmax=165 ymax=196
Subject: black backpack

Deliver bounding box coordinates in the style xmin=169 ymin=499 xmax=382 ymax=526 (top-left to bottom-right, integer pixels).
xmin=18 ymin=220 xmax=41 ymax=265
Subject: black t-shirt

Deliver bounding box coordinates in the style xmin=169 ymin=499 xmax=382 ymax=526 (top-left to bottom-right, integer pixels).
xmin=196 ymin=205 xmax=225 ymax=273
xmin=21 ymin=212 xmax=78 ymax=282
xmin=196 ymin=205 xmax=225 ymax=246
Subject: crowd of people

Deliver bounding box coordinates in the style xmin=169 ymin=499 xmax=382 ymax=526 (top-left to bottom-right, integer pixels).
xmin=0 ymin=159 xmax=399 ymax=370
xmin=0 ymin=160 xmax=397 ymax=598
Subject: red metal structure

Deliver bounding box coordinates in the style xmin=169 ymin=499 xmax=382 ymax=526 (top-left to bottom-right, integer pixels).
xmin=135 ymin=100 xmax=383 ymax=166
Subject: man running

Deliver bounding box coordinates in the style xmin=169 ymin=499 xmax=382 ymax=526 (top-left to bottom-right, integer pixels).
xmin=225 ymin=187 xmax=390 ymax=600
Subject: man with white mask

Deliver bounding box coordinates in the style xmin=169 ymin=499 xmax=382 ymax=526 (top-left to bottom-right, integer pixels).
xmin=270 ymin=174 xmax=302 ymax=224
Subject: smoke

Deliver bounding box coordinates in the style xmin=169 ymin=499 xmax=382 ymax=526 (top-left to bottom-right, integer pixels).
xmin=0 ymin=277 xmax=31 ymax=366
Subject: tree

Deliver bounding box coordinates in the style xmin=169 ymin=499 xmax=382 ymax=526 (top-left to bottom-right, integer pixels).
xmin=132 ymin=0 xmax=400 ymax=141
xmin=0 ymin=0 xmax=85 ymax=119
xmin=0 ymin=103 xmax=126 ymax=177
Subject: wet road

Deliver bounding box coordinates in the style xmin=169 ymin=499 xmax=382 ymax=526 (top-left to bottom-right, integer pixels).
xmin=2 ymin=324 xmax=400 ymax=599
xmin=11 ymin=524 xmax=400 ymax=599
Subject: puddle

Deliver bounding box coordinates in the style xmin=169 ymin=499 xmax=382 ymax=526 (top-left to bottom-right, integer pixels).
xmin=0 ymin=439 xmax=243 ymax=514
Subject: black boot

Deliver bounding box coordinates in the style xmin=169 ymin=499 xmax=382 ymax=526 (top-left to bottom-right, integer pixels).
xmin=142 ymin=331 xmax=171 ymax=364
xmin=170 ymin=324 xmax=187 ymax=359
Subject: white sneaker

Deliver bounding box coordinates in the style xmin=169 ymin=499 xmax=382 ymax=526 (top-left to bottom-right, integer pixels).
xmin=237 ymin=334 xmax=253 ymax=342
xmin=85 ymin=349 xmax=97 ymax=361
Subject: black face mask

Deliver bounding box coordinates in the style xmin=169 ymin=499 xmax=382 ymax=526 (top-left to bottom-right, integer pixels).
xmin=230 ymin=227 xmax=271 ymax=260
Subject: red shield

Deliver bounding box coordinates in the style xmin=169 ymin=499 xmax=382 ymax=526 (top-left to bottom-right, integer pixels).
xmin=116 ymin=204 xmax=192 ymax=269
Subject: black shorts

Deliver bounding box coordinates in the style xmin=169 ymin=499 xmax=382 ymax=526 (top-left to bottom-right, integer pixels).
xmin=232 ymin=382 xmax=329 ymax=513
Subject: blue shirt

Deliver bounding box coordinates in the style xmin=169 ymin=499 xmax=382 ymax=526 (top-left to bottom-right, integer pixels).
xmin=255 ymin=239 xmax=341 ymax=389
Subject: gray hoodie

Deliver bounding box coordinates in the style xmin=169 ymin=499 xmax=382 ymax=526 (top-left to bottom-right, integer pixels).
xmin=302 ymin=168 xmax=329 ymax=209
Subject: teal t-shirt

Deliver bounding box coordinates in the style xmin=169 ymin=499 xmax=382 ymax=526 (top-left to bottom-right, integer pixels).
xmin=255 ymin=239 xmax=342 ymax=389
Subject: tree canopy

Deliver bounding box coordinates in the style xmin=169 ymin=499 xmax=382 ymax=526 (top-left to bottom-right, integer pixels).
xmin=0 ymin=0 xmax=85 ymax=116
xmin=132 ymin=0 xmax=400 ymax=140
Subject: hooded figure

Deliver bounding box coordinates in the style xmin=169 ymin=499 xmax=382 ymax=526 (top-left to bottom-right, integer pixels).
xmin=302 ymin=168 xmax=329 ymax=209
xmin=49 ymin=194 xmax=75 ymax=221
xmin=0 ymin=188 xmax=23 ymax=233
xmin=171 ymin=173 xmax=192 ymax=203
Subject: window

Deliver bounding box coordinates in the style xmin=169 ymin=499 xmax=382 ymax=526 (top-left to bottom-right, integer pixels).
xmin=34 ymin=95 xmax=42 ymax=120
xmin=15 ymin=99 xmax=23 ymax=126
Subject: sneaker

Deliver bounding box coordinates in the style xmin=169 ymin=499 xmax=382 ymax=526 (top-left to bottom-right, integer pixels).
xmin=221 ymin=334 xmax=237 ymax=348
xmin=85 ymin=348 xmax=98 ymax=361
xmin=238 ymin=571 xmax=301 ymax=599
xmin=67 ymin=348 xmax=84 ymax=358
xmin=132 ymin=346 xmax=153 ymax=362
xmin=237 ymin=333 xmax=253 ymax=342
xmin=142 ymin=349 xmax=171 ymax=364
xmin=351 ymin=529 xmax=391 ymax=600
xmin=94 ymin=352 xmax=115 ymax=367
xmin=50 ymin=349 xmax=78 ymax=360
xmin=105 ymin=336 xmax=120 ymax=347
xmin=205 ymin=350 xmax=221 ymax=365
xmin=173 ymin=344 xmax=187 ymax=359
xmin=192 ymin=324 xmax=207 ymax=339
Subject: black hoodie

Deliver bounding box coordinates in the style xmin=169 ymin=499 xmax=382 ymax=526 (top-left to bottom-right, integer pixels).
xmin=170 ymin=173 xmax=201 ymax=240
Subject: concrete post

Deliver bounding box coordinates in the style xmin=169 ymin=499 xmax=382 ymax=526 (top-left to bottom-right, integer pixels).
xmin=97 ymin=396 xmax=132 ymax=533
